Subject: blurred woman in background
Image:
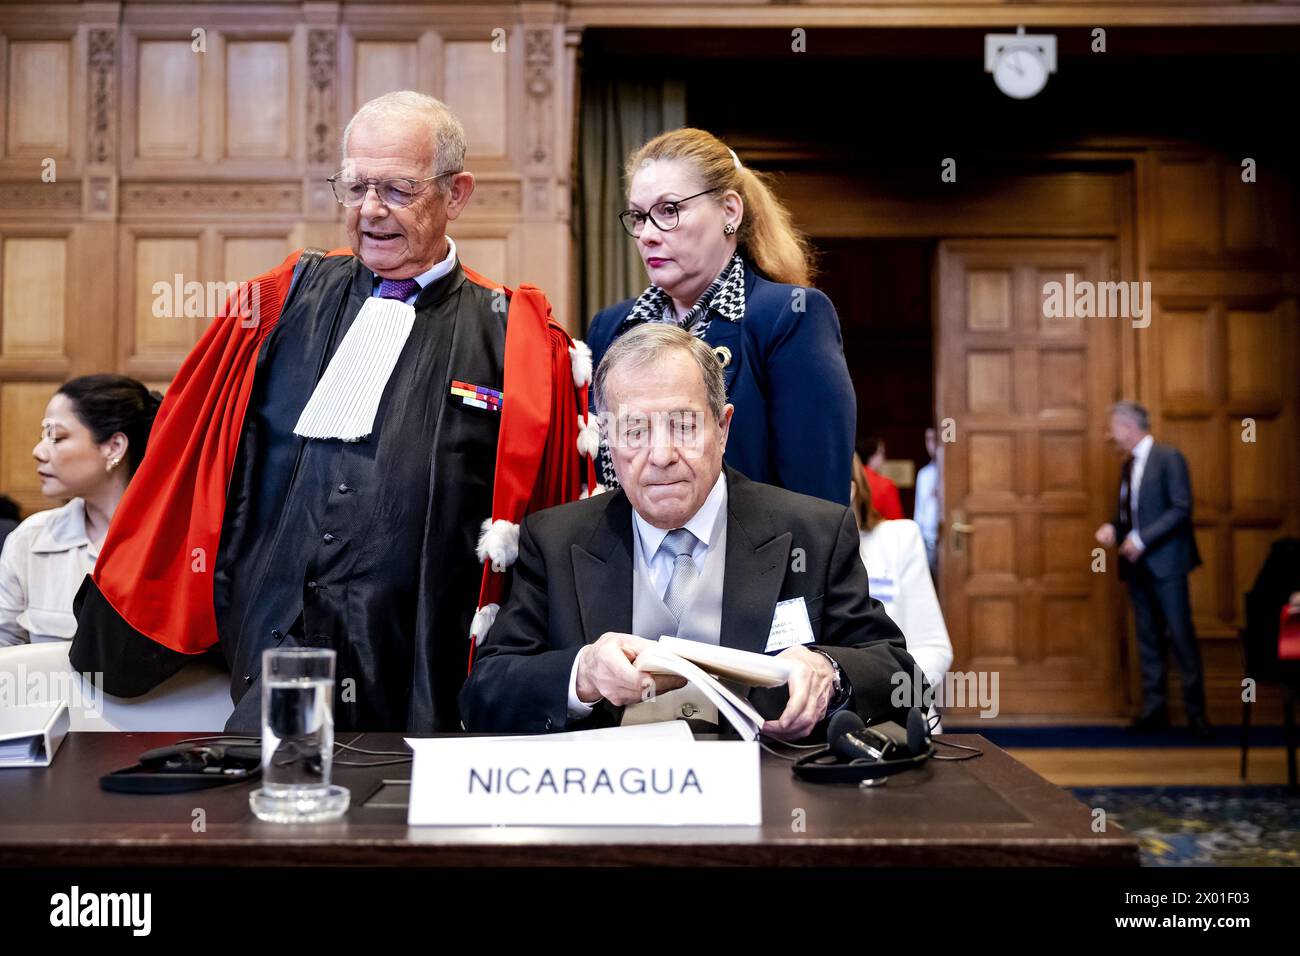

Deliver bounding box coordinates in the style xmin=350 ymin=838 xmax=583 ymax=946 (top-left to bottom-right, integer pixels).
xmin=852 ymin=453 xmax=952 ymax=730
xmin=0 ymin=375 xmax=161 ymax=645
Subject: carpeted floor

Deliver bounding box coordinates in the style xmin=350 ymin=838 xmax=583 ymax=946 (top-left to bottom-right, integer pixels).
xmin=1070 ymin=786 xmax=1300 ymax=866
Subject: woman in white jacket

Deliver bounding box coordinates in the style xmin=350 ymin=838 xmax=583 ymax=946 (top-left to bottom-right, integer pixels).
xmin=0 ymin=375 xmax=161 ymax=645
xmin=851 ymin=454 xmax=952 ymax=731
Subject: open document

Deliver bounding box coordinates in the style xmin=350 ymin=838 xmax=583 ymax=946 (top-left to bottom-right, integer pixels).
xmin=634 ymin=638 xmax=794 ymax=741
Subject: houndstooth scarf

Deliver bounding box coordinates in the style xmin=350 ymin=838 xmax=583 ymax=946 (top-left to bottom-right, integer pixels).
xmin=597 ymin=255 xmax=746 ymax=490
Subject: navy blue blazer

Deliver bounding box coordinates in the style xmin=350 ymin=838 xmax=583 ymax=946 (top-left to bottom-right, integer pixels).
xmin=586 ymin=263 xmax=856 ymax=506
xmin=1113 ymin=441 xmax=1202 ymax=581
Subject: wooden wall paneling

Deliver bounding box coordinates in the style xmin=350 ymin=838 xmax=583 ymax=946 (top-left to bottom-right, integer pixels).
xmin=0 ymin=380 xmax=57 ymax=515
xmin=514 ymin=20 xmax=570 ymax=326
xmin=300 ymin=26 xmax=343 ymax=236
xmin=340 ymin=24 xmax=442 ymax=119
xmin=783 ymin=170 xmax=1125 ymax=239
xmin=224 ymin=38 xmax=292 ymax=161
xmin=1222 ymin=159 xmax=1283 ymax=263
xmin=353 ymin=39 xmax=420 ymax=107
xmin=82 ymin=23 xmax=120 ymax=222
xmin=213 ymin=26 xmax=308 ymax=178
xmin=2 ymin=235 xmax=66 ymax=358
xmin=1149 ymin=152 xmax=1221 ymax=265
xmin=219 ymin=230 xmax=294 ymax=286
xmin=0 ymin=32 xmax=8 ymax=162
xmin=118 ymin=224 xmax=204 ymax=381
xmin=454 ymin=233 xmax=510 ymax=287
xmin=1225 ymin=303 xmax=1287 ymax=412
xmin=0 ymin=26 xmax=86 ymax=181
xmin=125 ymin=30 xmax=204 ymax=174
xmin=0 ymin=226 xmax=73 ymax=382
xmin=71 ymin=220 xmax=118 ymax=378
xmin=6 ymin=38 xmax=73 ymax=159
xmin=562 ymin=27 xmax=582 ymax=324
xmin=290 ymin=219 xmax=348 ymax=256
xmin=1137 ymin=148 xmax=1300 ymax=726
xmin=443 ymin=39 xmax=508 ymax=161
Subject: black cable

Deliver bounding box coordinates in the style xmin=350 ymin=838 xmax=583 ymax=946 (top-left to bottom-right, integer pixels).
xmin=171 ymin=733 xmax=412 ymax=766
xmin=334 ymin=739 xmax=411 ymax=758
xmin=758 ymin=737 xmax=819 ymax=761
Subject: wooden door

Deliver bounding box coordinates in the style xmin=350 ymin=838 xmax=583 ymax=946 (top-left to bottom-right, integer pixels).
xmin=936 ymin=240 xmax=1122 ymax=716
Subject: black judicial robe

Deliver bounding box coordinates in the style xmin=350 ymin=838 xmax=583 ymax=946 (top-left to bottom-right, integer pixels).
xmin=76 ymin=255 xmax=506 ymax=733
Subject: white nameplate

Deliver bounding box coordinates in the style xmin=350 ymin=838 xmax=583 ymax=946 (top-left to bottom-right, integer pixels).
xmin=404 ymin=739 xmax=762 ymax=826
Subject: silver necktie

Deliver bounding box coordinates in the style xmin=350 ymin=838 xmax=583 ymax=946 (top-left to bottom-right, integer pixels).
xmin=660 ymin=528 xmax=700 ymax=621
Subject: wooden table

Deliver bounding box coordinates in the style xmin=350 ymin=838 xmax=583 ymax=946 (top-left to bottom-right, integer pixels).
xmin=0 ymin=732 xmax=1139 ymax=866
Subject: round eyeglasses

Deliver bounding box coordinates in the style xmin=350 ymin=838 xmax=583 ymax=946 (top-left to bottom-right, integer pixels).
xmin=619 ymin=186 xmax=722 ymax=237
xmin=326 ymin=170 xmax=459 ymax=208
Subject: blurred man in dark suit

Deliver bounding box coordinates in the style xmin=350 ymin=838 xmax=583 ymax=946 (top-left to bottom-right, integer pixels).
xmin=461 ymin=323 xmax=919 ymax=740
xmin=1095 ymin=401 xmax=1210 ymax=739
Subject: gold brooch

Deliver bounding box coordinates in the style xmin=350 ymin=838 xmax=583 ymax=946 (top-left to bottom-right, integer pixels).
xmin=713 ymin=345 xmax=732 ymax=368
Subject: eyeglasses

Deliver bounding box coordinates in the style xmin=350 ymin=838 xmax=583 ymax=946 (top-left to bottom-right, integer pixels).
xmin=326 ymin=170 xmax=459 ymax=208
xmin=609 ymin=410 xmax=707 ymax=449
xmin=619 ymin=187 xmax=722 ymax=237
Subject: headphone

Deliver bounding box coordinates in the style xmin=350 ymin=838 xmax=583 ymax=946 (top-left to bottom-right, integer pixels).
xmin=100 ymin=740 xmax=262 ymax=794
xmin=792 ymin=708 xmax=935 ymax=785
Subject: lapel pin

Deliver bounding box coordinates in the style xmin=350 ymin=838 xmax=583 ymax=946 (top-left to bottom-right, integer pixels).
xmin=713 ymin=345 xmax=732 ymax=368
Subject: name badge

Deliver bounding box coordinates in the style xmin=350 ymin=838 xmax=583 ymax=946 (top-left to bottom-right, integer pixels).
xmin=764 ymin=596 xmax=815 ymax=653
xmin=868 ymin=575 xmax=897 ymax=603
xmin=405 ymin=739 xmax=761 ymax=826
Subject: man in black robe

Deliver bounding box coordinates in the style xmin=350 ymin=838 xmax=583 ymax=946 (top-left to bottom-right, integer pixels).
xmin=71 ymin=91 xmax=575 ymax=732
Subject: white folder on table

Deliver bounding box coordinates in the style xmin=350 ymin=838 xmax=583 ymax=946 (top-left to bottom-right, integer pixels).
xmin=0 ymin=702 xmax=70 ymax=768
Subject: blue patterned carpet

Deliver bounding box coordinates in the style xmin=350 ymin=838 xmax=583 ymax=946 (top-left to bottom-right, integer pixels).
xmin=1071 ymin=787 xmax=1300 ymax=866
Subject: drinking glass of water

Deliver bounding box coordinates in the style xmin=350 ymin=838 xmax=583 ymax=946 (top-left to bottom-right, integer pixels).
xmin=249 ymin=648 xmax=350 ymax=823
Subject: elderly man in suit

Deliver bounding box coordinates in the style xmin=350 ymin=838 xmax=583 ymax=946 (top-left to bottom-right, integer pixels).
xmin=460 ymin=323 xmax=919 ymax=740
xmin=1095 ymin=401 xmax=1210 ymax=739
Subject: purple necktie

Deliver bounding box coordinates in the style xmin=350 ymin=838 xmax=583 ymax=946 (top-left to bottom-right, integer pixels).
xmin=376 ymin=277 xmax=420 ymax=301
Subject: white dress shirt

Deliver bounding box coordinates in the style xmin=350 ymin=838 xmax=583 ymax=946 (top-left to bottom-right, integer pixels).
xmin=567 ymin=471 xmax=728 ymax=717
xmin=0 ymin=498 xmax=99 ymax=646
xmin=913 ymin=460 xmax=940 ymax=544
xmin=858 ymin=519 xmax=952 ymax=731
xmin=1125 ymin=433 xmax=1155 ymax=552
xmin=370 ymin=235 xmax=457 ymax=302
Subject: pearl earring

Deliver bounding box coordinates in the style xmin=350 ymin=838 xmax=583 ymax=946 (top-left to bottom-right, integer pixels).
xmin=107 ymin=457 xmax=122 ymax=472
xmin=722 ymin=222 xmax=737 ymax=236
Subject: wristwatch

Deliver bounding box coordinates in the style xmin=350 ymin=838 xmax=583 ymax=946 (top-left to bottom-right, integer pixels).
xmin=809 ymin=646 xmax=846 ymax=705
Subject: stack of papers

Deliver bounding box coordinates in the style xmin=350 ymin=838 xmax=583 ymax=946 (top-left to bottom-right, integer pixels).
xmin=0 ymin=736 xmax=40 ymax=763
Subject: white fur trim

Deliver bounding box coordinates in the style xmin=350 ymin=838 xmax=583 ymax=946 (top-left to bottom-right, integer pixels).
xmin=470 ymin=603 xmax=500 ymax=645
xmin=576 ymin=412 xmax=601 ymax=458
xmin=569 ymin=340 xmax=593 ymax=388
xmin=579 ymin=483 xmax=607 ymax=500
xmin=475 ymin=518 xmax=520 ymax=572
